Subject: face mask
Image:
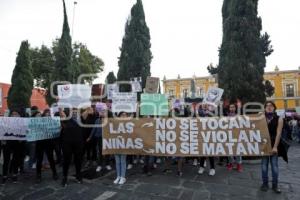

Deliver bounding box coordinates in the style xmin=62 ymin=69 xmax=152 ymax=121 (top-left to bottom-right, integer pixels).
xmin=265 ymin=112 xmax=274 ymax=119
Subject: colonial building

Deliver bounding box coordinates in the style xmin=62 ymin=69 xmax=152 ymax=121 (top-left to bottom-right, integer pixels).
xmin=162 ymin=67 xmax=300 ymax=109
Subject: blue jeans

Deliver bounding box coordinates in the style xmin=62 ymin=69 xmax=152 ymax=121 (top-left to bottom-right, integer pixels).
xmin=115 ymin=155 xmax=127 ymax=178
xmin=261 ymin=155 xmax=279 ymax=185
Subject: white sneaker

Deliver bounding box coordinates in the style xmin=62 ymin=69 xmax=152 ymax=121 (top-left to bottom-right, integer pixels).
xmin=106 ymin=165 xmax=112 ymax=171
xmin=118 ymin=177 xmax=126 ymax=185
xmin=32 ymin=163 xmax=36 ymax=169
xmin=133 ymin=159 xmax=138 ymax=164
xmin=153 ymin=163 xmax=157 ymax=169
xmin=113 ymin=177 xmax=121 ymax=184
xmin=96 ymin=166 xmax=102 ymax=172
xmin=139 ymin=159 xmax=144 ymax=164
xmin=127 ymin=164 xmax=133 ymax=170
xmin=198 ymin=167 xmax=205 ymax=174
xmin=156 ymin=158 xmax=162 ymax=164
xmin=193 ymin=159 xmax=198 ymax=166
xmin=24 ymin=156 xmax=30 ymax=162
xmin=203 ymin=160 xmax=207 ymax=167
xmin=209 ymin=169 xmax=216 ymax=176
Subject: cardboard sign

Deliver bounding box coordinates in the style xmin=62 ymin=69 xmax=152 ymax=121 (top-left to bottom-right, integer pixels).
xmin=131 ymin=77 xmax=142 ymax=93
xmin=140 ymin=94 xmax=169 ymax=116
xmin=103 ymin=115 xmax=272 ymax=157
xmin=26 ymin=117 xmax=61 ymax=141
xmin=57 ymin=84 xmax=92 ymax=108
xmin=145 ymin=77 xmax=160 ymax=94
xmin=107 ymin=84 xmax=119 ymax=100
xmin=203 ymin=87 xmax=224 ymax=107
xmin=112 ymin=92 xmax=137 ymax=113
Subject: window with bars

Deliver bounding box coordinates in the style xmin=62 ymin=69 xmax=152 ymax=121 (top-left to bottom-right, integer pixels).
xmin=286 ymin=84 xmax=295 ymax=97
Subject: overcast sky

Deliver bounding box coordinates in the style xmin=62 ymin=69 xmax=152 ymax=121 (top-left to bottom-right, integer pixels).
xmin=0 ymin=0 xmax=300 ymax=84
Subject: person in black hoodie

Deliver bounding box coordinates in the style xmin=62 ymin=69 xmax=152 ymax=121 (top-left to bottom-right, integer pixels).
xmin=35 ymin=109 xmax=58 ymax=183
xmin=60 ymin=107 xmax=92 ymax=187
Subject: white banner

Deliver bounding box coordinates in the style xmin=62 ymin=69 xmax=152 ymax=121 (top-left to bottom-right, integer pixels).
xmin=112 ymin=92 xmax=137 ymax=113
xmin=57 ymin=84 xmax=91 ymax=108
xmin=0 ymin=117 xmax=27 ymax=140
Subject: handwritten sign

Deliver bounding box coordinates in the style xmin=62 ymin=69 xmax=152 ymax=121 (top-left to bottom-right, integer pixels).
xmin=203 ymin=87 xmax=224 ymax=107
xmin=0 ymin=117 xmax=27 ymax=140
xmin=145 ymin=77 xmax=160 ymax=94
xmin=103 ymin=115 xmax=272 ymax=157
xmin=112 ymin=92 xmax=137 ymax=113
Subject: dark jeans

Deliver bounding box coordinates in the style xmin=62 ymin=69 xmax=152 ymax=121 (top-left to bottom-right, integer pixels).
xmin=36 ymin=139 xmax=57 ymax=176
xmin=261 ymin=155 xmax=279 ymax=185
xmin=84 ymin=138 xmax=97 ymax=161
xmin=97 ymin=137 xmax=109 ymax=166
xmin=62 ymin=141 xmax=84 ymax=178
xmin=2 ymin=141 xmax=23 ymax=176
xmin=200 ymin=157 xmax=215 ymax=169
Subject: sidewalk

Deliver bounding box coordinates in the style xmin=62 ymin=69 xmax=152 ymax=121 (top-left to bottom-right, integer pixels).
xmin=1 ymin=143 xmax=299 ymax=200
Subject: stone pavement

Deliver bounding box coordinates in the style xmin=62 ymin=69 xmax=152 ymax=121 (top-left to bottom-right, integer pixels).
xmin=0 ymin=143 xmax=299 ymax=200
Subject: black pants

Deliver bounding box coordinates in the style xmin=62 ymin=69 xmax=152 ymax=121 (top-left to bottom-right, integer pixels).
xmin=36 ymin=139 xmax=57 ymax=177
xmin=200 ymin=157 xmax=215 ymax=169
xmin=97 ymin=137 xmax=109 ymax=166
xmin=62 ymin=141 xmax=84 ymax=178
xmin=53 ymin=138 xmax=62 ymax=163
xmin=2 ymin=141 xmax=23 ymax=176
xmin=85 ymin=138 xmax=97 ymax=161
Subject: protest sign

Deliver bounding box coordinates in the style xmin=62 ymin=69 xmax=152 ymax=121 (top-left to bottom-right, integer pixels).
xmin=131 ymin=77 xmax=142 ymax=93
xmin=103 ymin=115 xmax=272 ymax=157
xmin=57 ymin=84 xmax=92 ymax=108
xmin=145 ymin=77 xmax=160 ymax=93
xmin=203 ymin=87 xmax=224 ymax=107
xmin=26 ymin=117 xmax=61 ymax=142
xmin=140 ymin=94 xmax=169 ymax=116
xmin=0 ymin=87 xmax=2 ymax=108
xmin=295 ymin=107 xmax=300 ymax=115
xmin=0 ymin=117 xmax=27 ymax=140
xmin=112 ymin=92 xmax=137 ymax=113
xmin=107 ymin=84 xmax=119 ymax=100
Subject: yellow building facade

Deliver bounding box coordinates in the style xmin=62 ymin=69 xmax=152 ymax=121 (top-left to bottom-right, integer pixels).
xmin=162 ymin=67 xmax=300 ymax=110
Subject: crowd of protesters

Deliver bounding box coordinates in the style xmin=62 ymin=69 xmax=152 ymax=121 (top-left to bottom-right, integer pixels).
xmin=0 ymin=100 xmax=293 ymax=194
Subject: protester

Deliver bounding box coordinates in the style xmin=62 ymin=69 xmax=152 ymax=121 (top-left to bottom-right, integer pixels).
xmin=261 ymin=101 xmax=283 ymax=194
xmin=60 ymin=108 xmax=89 ymax=187
xmin=1 ymin=110 xmax=24 ymax=184
xmin=35 ymin=109 xmax=58 ymax=183
xmin=226 ymin=103 xmax=243 ymax=172
xmin=87 ymin=103 xmax=112 ymax=172
xmin=113 ymin=111 xmax=128 ymax=185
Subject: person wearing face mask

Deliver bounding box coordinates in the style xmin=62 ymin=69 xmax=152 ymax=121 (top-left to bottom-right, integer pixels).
xmin=60 ymin=108 xmax=91 ymax=187
xmin=35 ymin=109 xmax=58 ymax=183
xmin=260 ymin=101 xmax=284 ymax=194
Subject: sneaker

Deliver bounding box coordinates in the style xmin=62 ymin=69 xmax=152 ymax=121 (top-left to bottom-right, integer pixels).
xmin=127 ymin=164 xmax=133 ymax=170
xmin=203 ymin=161 xmax=207 ymax=167
xmin=24 ymin=156 xmax=30 ymax=162
xmin=61 ymin=177 xmax=67 ymax=187
xmin=193 ymin=159 xmax=198 ymax=166
xmin=156 ymin=158 xmax=162 ymax=164
xmin=153 ymin=163 xmax=157 ymax=169
xmin=96 ymin=166 xmax=102 ymax=172
xmin=133 ymin=159 xmax=138 ymax=164
xmin=76 ymin=177 xmax=83 ymax=184
xmin=198 ymin=167 xmax=205 ymax=175
xmin=163 ymin=169 xmax=172 ymax=174
xmin=272 ymin=185 xmax=281 ymax=194
xmin=237 ymin=164 xmax=243 ymax=172
xmin=140 ymin=159 xmax=144 ymax=164
xmin=113 ymin=177 xmax=121 ymax=184
xmin=12 ymin=175 xmax=18 ymax=183
xmin=106 ymin=165 xmax=112 ymax=171
xmin=84 ymin=161 xmax=91 ymax=168
xmin=118 ymin=177 xmax=126 ymax=185
xmin=260 ymin=184 xmax=269 ymax=192
xmin=209 ymin=169 xmax=216 ymax=176
xmin=32 ymin=163 xmax=36 ymax=169
xmin=227 ymin=163 xmax=233 ymax=171
xmin=177 ymin=171 xmax=183 ymax=177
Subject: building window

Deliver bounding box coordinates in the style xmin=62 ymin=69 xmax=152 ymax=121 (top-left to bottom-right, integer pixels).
xmin=183 ymin=89 xmax=188 ymax=98
xmin=286 ymin=84 xmax=295 ymax=97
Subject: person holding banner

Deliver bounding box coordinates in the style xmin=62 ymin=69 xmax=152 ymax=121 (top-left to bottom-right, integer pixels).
xmin=113 ymin=111 xmax=128 ymax=185
xmin=1 ymin=110 xmax=24 ymax=185
xmin=261 ymin=101 xmax=284 ymax=194
xmin=61 ymin=108 xmax=86 ymax=187
xmin=35 ymin=109 xmax=58 ymax=183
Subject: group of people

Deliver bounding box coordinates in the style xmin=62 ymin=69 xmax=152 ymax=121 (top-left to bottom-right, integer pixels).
xmin=0 ymin=100 xmax=287 ymax=194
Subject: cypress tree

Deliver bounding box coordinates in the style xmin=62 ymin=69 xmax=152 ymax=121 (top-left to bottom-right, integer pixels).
xmin=7 ymin=40 xmax=33 ymax=110
xmin=106 ymin=71 xmax=117 ymax=84
xmin=54 ymin=0 xmax=73 ymax=83
xmin=214 ymin=0 xmax=273 ymax=104
xmin=117 ymin=0 xmax=152 ymax=92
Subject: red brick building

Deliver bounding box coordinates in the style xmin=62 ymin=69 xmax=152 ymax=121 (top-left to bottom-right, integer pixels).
xmin=0 ymin=82 xmax=48 ymax=116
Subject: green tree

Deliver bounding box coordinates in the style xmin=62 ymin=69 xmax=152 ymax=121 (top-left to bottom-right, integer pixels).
xmin=212 ymin=0 xmax=273 ymax=104
xmin=117 ymin=0 xmax=152 ymax=91
xmin=7 ymin=40 xmax=33 ymax=110
xmin=264 ymin=80 xmax=275 ymax=97
xmin=106 ymin=71 xmax=117 ymax=84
